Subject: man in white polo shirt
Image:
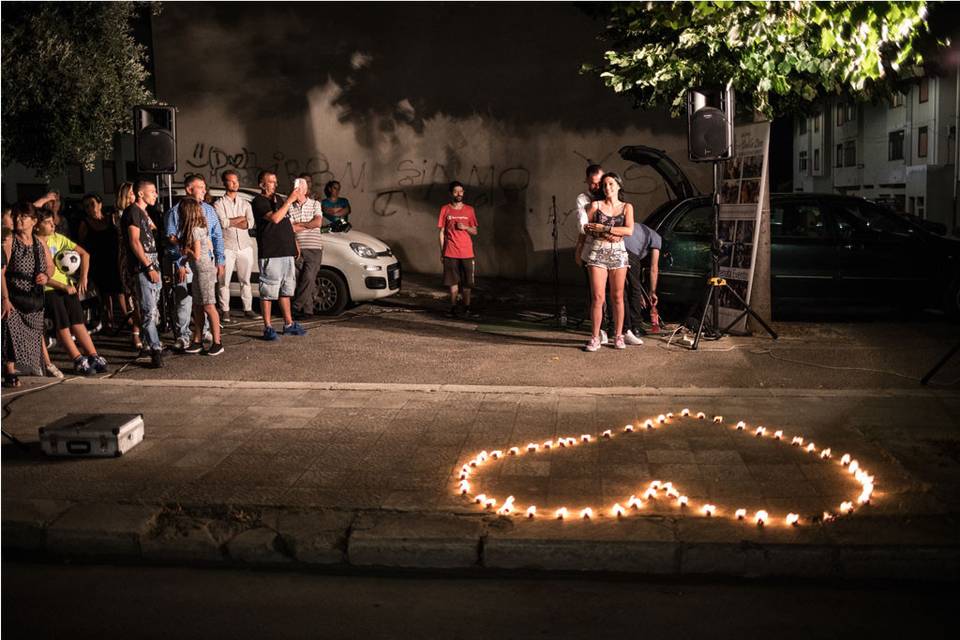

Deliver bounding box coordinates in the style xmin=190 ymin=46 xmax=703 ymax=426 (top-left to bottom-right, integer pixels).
xmin=288 ymin=182 xmax=325 ymax=317
xmin=214 ymin=170 xmax=258 ymax=323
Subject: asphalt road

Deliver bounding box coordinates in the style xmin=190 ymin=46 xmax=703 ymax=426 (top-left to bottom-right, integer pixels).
xmin=3 ymin=562 xmax=955 ymax=640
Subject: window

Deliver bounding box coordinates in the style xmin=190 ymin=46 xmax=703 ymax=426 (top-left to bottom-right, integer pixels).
xmin=813 ymin=114 xmax=821 ymax=133
xmin=919 ymin=77 xmax=929 ymax=103
xmin=888 ymin=130 xmax=904 ymax=161
xmin=836 ymin=144 xmax=844 ymax=167
xmin=891 ymin=92 xmax=905 ymax=108
xmin=798 ymin=118 xmax=807 ymax=135
xmin=836 ymin=103 xmax=845 ymax=126
xmin=102 ymin=160 xmax=116 ymax=195
xmin=843 ymin=140 xmax=856 ymax=167
xmin=916 ymin=196 xmax=925 ymax=219
xmin=799 ymin=151 xmax=808 ymax=172
xmin=814 ymin=148 xmax=821 ymax=172
xmin=67 ymin=164 xmax=84 ymax=194
xmin=845 ymin=103 xmax=856 ymax=122
xmin=771 ymin=202 xmax=830 ymax=239
xmin=918 ymin=126 xmax=928 ymax=158
xmin=833 ymin=200 xmax=914 ymax=237
xmin=672 ymin=205 xmax=713 ymax=235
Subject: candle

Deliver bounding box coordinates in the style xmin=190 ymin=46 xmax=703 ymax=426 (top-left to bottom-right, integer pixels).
xmin=644 ymin=419 xmax=654 ymax=430
xmin=527 ymin=443 xmax=539 ymax=452
xmin=755 ymin=426 xmax=766 ymax=437
xmin=755 ymin=510 xmax=768 ymax=526
xmin=459 ymin=481 xmax=470 ymax=495
xmin=666 ymin=412 xmax=674 ymax=419
xmin=840 ymin=501 xmax=854 ymax=515
xmin=666 ymin=487 xmax=680 ymax=498
xmin=736 ymin=421 xmax=746 ymax=431
xmin=627 ymin=495 xmax=643 ymax=509
xmin=840 ymin=454 xmax=851 ymax=466
xmin=822 ymin=511 xmax=836 ymax=522
xmin=474 ymin=494 xmax=486 ymax=504
xmin=497 ymin=496 xmax=515 ymax=515
xmin=484 ymin=497 xmax=497 ymax=509
xmin=459 ymin=470 xmax=469 ymax=480
xmin=678 ymin=495 xmax=688 ymax=506
xmin=624 ymin=424 xmax=634 ymax=433
xmin=820 ymin=448 xmax=832 ymax=459
xmin=478 ymin=451 xmax=489 ymax=462
xmin=661 ymin=482 xmax=673 ymax=492
xmin=702 ymin=504 xmax=716 ymax=516
xmin=601 ymin=430 xmax=612 ymax=439
xmin=786 ymin=513 xmax=799 ymax=526
xmin=713 ymin=416 xmax=723 ymax=423
xmin=581 ymin=434 xmax=591 ymax=442
xmin=848 ymin=460 xmax=859 ymax=474
xmin=526 ymin=506 xmax=537 ymax=518
xmin=544 ymin=440 xmax=554 ymax=449
xmin=580 ymin=507 xmax=593 ymax=519
xmin=657 ymin=414 xmax=667 ymax=423
xmin=805 ymin=443 xmax=816 ymax=453
xmin=696 ymin=412 xmax=706 ymax=420
xmin=509 ymin=447 xmax=520 ymax=456
xmin=491 ymin=450 xmax=503 ymax=459
xmin=555 ymin=507 xmax=568 ymax=520
xmin=774 ymin=430 xmax=783 ymax=440
xmin=681 ymin=408 xmax=691 ymax=417
xmin=791 ymin=437 xmax=803 ymax=447
xmin=643 ymin=489 xmax=657 ymax=500
xmin=650 ymin=480 xmax=662 ymax=490
xmin=735 ymin=508 xmax=747 ymax=520
xmin=611 ymin=503 xmax=626 ymax=517
xmin=558 ymin=439 xmax=567 ymax=448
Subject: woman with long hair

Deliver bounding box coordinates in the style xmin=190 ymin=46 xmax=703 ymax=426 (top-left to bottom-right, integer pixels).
xmin=2 ymin=202 xmax=55 ymax=386
xmin=115 ymin=181 xmax=148 ymax=352
xmin=78 ymin=193 xmax=127 ymax=333
xmin=575 ymin=172 xmax=634 ymax=351
xmin=178 ymin=198 xmax=223 ymax=356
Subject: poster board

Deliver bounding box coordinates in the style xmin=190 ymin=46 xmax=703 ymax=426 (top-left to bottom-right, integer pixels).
xmin=714 ymin=121 xmax=770 ymax=334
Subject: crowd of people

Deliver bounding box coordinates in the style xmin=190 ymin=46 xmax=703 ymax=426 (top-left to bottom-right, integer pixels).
xmin=1 ymin=170 xmax=356 ymax=386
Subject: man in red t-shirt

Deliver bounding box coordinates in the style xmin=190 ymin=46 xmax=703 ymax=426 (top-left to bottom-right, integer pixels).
xmin=437 ymin=181 xmax=478 ymax=318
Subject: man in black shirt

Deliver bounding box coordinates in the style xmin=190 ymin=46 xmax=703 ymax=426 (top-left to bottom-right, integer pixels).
xmin=121 ymin=179 xmax=163 ymax=368
xmin=251 ymin=171 xmax=307 ymax=340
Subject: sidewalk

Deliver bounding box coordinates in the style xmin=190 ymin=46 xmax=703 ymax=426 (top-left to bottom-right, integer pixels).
xmin=3 ymin=378 xmax=958 ymax=580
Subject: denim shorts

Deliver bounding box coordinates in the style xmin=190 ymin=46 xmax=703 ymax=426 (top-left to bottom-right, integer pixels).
xmin=258 ymin=256 xmax=296 ymax=301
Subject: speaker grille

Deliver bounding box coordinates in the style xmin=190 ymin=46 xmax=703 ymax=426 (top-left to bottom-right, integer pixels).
xmin=690 ymin=107 xmax=730 ymax=161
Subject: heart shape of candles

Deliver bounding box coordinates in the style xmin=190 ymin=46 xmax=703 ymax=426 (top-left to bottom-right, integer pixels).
xmin=456 ymin=409 xmax=876 ymax=527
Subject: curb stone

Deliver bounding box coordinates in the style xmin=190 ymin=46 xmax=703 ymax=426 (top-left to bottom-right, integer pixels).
xmin=348 ymin=512 xmax=484 ymax=569
xmin=141 ymin=521 xmax=224 ymax=564
xmin=1 ymin=499 xmax=74 ymax=551
xmin=226 ymin=527 xmax=292 ymax=565
xmin=46 ymin=503 xmax=160 ymax=557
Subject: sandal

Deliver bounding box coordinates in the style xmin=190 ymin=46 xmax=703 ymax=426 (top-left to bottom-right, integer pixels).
xmin=131 ymin=329 xmax=143 ymax=352
xmin=2 ymin=372 xmax=21 ymax=388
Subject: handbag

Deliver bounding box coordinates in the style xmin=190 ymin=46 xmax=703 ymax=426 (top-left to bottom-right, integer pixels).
xmin=7 ymin=239 xmax=46 ymax=313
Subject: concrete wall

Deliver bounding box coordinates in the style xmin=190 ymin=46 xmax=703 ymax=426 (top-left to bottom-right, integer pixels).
xmin=150 ymin=2 xmax=709 ymax=281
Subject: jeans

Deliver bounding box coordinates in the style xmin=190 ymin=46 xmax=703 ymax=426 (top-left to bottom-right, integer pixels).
xmin=173 ymin=263 xmax=194 ymax=342
xmin=136 ymin=257 xmax=162 ymax=350
xmin=293 ymin=248 xmax=324 ymax=313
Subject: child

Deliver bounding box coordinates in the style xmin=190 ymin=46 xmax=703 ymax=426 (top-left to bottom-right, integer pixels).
xmin=34 ymin=210 xmax=107 ymax=374
xmin=178 ymin=198 xmax=223 ymax=356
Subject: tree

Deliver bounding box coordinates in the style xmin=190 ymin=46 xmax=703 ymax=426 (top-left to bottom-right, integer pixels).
xmin=1 ymin=2 xmax=155 ymax=179
xmin=584 ymin=1 xmax=948 ymax=118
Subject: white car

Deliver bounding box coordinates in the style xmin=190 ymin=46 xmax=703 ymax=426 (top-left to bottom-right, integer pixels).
xmin=164 ymin=185 xmax=401 ymax=315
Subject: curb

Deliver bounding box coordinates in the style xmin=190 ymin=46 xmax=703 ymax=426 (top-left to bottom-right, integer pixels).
xmin=4 ymin=499 xmax=959 ymax=581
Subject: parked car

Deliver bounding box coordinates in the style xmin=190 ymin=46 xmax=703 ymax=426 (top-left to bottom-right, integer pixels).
xmin=622 ymin=146 xmax=960 ymax=318
xmin=162 ymin=185 xmax=401 ymax=315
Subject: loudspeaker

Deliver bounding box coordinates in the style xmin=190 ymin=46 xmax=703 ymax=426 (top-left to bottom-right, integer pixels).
xmin=687 ymin=85 xmax=734 ymax=162
xmin=134 ymin=105 xmax=177 ymax=174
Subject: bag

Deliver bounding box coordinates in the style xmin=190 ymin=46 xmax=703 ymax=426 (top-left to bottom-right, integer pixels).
xmin=7 ymin=239 xmax=45 ymax=313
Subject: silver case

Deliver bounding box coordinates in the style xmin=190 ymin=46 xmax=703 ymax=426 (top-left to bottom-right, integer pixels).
xmin=39 ymin=413 xmax=144 ymax=458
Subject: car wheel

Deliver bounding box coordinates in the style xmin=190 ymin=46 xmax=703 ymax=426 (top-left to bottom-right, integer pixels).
xmin=314 ymin=268 xmax=349 ymax=316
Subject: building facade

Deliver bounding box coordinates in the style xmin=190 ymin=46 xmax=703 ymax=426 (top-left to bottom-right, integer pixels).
xmin=793 ymin=73 xmax=959 ymax=233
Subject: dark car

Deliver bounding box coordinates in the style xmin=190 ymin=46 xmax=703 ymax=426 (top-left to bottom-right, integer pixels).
xmin=622 ymin=146 xmax=960 ymax=318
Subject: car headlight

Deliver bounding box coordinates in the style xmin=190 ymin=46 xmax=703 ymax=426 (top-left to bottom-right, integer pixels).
xmin=350 ymin=242 xmax=378 ymax=259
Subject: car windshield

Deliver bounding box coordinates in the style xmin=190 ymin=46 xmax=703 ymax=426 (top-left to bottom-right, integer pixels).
xmin=832 ymin=200 xmax=916 ymax=237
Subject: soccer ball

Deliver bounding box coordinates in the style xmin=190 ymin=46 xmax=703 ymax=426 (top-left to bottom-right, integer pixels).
xmin=56 ymin=250 xmax=81 ymax=276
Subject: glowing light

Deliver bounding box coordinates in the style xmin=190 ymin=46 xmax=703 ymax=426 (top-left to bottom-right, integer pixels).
xmin=601 ymin=430 xmax=612 ymax=439
xmin=840 ymin=501 xmax=854 ymax=515
xmin=822 ymin=511 xmax=836 ymax=522
xmin=657 ymin=414 xmax=668 ymax=424
xmin=848 ymin=460 xmax=859 ymax=474
xmin=736 ymin=421 xmax=746 ymax=431
xmin=666 ymin=413 xmax=674 ymax=419
xmin=702 ymin=504 xmax=716 ymax=516
xmin=580 ymin=507 xmax=593 ymax=519
xmin=736 ymin=508 xmax=747 ymax=520
xmin=805 ymin=443 xmax=816 ymax=453
xmin=509 ymin=447 xmax=520 ymax=456
xmin=841 ymin=454 xmax=852 ymax=466
xmin=581 ymin=434 xmax=592 ymax=443
xmin=660 ymin=482 xmax=672 ymax=492
xmin=643 ymin=489 xmax=657 ymax=500
xmin=696 ymin=412 xmax=706 ymax=420
xmin=643 ymin=419 xmax=654 ymax=430
xmin=774 ymin=430 xmax=783 ymax=440
xmin=755 ymin=427 xmax=766 ymax=437
xmin=497 ymin=496 xmax=515 ymax=515
xmin=526 ymin=506 xmax=537 ymax=518
xmin=478 ymin=451 xmax=489 ymax=462
xmin=558 ymin=438 xmax=568 ymax=448
xmin=791 ymin=437 xmax=803 ymax=447
xmin=491 ymin=450 xmax=503 ymax=459
xmin=484 ymin=497 xmax=497 ymax=509
xmin=786 ymin=513 xmax=800 ymax=526
xmin=650 ymin=480 xmax=662 ymax=490
xmin=820 ymin=448 xmax=832 ymax=459
xmin=678 ymin=495 xmax=689 ymax=507
xmin=555 ymin=507 xmax=568 ymax=520
xmin=624 ymin=424 xmax=635 ymax=433
xmin=755 ymin=510 xmax=768 ymax=526
xmin=474 ymin=494 xmax=487 ymax=504
xmin=527 ymin=443 xmax=539 ymax=452
xmin=611 ymin=503 xmax=626 ymax=517
xmin=627 ymin=495 xmax=643 ymax=509
xmin=713 ymin=416 xmax=723 ymax=423
xmin=544 ymin=440 xmax=554 ymax=449
xmin=681 ymin=408 xmax=691 ymax=417
xmin=666 ymin=487 xmax=680 ymax=498
xmin=459 ymin=481 xmax=470 ymax=495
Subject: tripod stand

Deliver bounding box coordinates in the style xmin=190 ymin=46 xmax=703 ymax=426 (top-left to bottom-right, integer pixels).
xmin=921 ymin=340 xmax=960 ymax=386
xmin=533 ymin=196 xmax=569 ymax=329
xmin=690 ymin=161 xmax=778 ymax=350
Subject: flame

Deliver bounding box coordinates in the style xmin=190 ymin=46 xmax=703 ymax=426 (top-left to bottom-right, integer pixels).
xmin=755 ymin=427 xmax=766 ymax=437
xmin=702 ymin=504 xmax=716 ymax=516
xmin=666 ymin=413 xmax=674 ymax=419
xmin=478 ymin=451 xmax=489 ymax=462
xmin=681 ymin=408 xmax=691 ymax=417
xmin=624 ymin=424 xmax=635 ymax=433
xmin=786 ymin=513 xmax=799 ymax=526
xmin=601 ymin=430 xmax=613 ymax=439
xmin=735 ymin=508 xmax=747 ymax=520
xmin=611 ymin=503 xmax=626 ymax=517
xmin=820 ymin=448 xmax=832 ymax=459
xmin=696 ymin=412 xmax=706 ymax=420
xmin=459 ymin=481 xmax=470 ymax=495
xmin=509 ymin=447 xmax=520 ymax=456
xmin=491 ymin=450 xmax=503 ymax=459
xmin=650 ymin=480 xmax=662 ymax=490
xmin=791 ymin=437 xmax=803 ymax=447
xmin=544 ymin=440 xmax=554 ymax=449
xmin=805 ymin=443 xmax=816 ymax=453
xmin=627 ymin=495 xmax=643 ymax=509
xmin=643 ymin=489 xmax=657 ymax=500
xmin=666 ymin=487 xmax=680 ymax=498
xmin=644 ymin=419 xmax=654 ymax=430
xmin=497 ymin=496 xmax=515 ymax=515
xmin=526 ymin=506 xmax=536 ymax=518
xmin=678 ymin=495 xmax=688 ymax=506
xmin=474 ymin=494 xmax=487 ymax=504
xmin=580 ymin=508 xmax=593 ymax=519
xmin=848 ymin=460 xmax=859 ymax=474
xmin=736 ymin=421 xmax=746 ymax=431
xmin=774 ymin=430 xmax=783 ymax=440
xmin=657 ymin=414 xmax=667 ymax=423
xmin=713 ymin=416 xmax=723 ymax=423
xmin=841 ymin=454 xmax=851 ymax=466
xmin=840 ymin=501 xmax=854 ymax=515
xmin=484 ymin=498 xmax=497 ymax=509
xmin=555 ymin=507 xmax=568 ymax=520
xmin=527 ymin=443 xmax=539 ymax=452
xmin=581 ymin=434 xmax=591 ymax=442
xmin=755 ymin=510 xmax=768 ymax=525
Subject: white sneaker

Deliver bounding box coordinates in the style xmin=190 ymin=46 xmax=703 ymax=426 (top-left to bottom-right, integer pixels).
xmin=599 ymin=330 xmax=609 ymax=345
xmin=624 ymin=330 xmax=644 ymax=346
xmin=584 ymin=336 xmax=602 ymax=352
xmin=614 ymin=334 xmax=626 ymax=349
xmin=45 ymin=363 xmax=64 ymax=379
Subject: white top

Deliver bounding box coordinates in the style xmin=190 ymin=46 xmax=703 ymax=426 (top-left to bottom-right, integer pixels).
xmin=214 ymin=194 xmax=255 ymax=252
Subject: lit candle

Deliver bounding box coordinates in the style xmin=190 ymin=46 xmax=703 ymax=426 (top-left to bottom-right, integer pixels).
xmin=643 ymin=489 xmax=657 ymax=500
xmin=544 ymin=440 xmax=554 ymax=449
xmin=485 ymin=497 xmax=497 ymax=509
xmin=805 ymin=443 xmax=816 ymax=453
xmin=558 ymin=439 xmax=567 ymax=448
xmin=755 ymin=510 xmax=768 ymax=526
xmin=627 ymin=495 xmax=643 ymax=509
xmin=526 ymin=506 xmax=537 ymax=518
xmin=459 ymin=470 xmax=469 ymax=480
xmin=491 ymin=450 xmax=503 ymax=459
xmin=657 ymin=414 xmax=667 ymax=423
xmin=580 ymin=507 xmax=593 ymax=519
xmin=848 ymin=460 xmax=859 ymax=474
xmin=791 ymin=436 xmax=803 ymax=447
xmin=774 ymin=430 xmax=783 ymax=440
xmin=822 ymin=511 xmax=836 ymax=522
xmin=478 ymin=451 xmax=489 ymax=462
xmin=681 ymin=408 xmax=691 ymax=417
xmin=666 ymin=487 xmax=680 ymax=498
xmin=736 ymin=421 xmax=746 ymax=431
xmin=755 ymin=426 xmax=766 ymax=437
xmin=644 ymin=419 xmax=654 ymax=430
xmin=840 ymin=501 xmax=854 ymax=515
xmin=611 ymin=503 xmax=626 ymax=517
xmin=624 ymin=424 xmax=635 ymax=433
xmin=666 ymin=413 xmax=674 ymax=419
xmin=786 ymin=513 xmax=799 ymax=526
xmin=840 ymin=454 xmax=851 ymax=466
xmin=497 ymin=496 xmax=515 ymax=515
xmin=555 ymin=507 xmax=568 ymax=520
xmin=474 ymin=494 xmax=486 ymax=504
xmin=735 ymin=508 xmax=747 ymax=520
xmin=581 ymin=434 xmax=591 ymax=442
xmin=650 ymin=480 xmax=662 ymax=490
xmin=819 ymin=448 xmax=832 ymax=459
xmin=713 ymin=416 xmax=723 ymax=423
xmin=568 ymin=437 xmax=578 ymax=446
xmin=678 ymin=495 xmax=688 ymax=507
xmin=527 ymin=443 xmax=539 ymax=452
xmin=469 ymin=458 xmax=479 ymax=468
xmin=660 ymin=482 xmax=672 ymax=492
xmin=702 ymin=504 xmax=716 ymax=516
xmin=461 ymin=465 xmax=470 ymax=474
xmin=601 ymin=430 xmax=613 ymax=439
xmin=696 ymin=412 xmax=706 ymax=420
xmin=459 ymin=481 xmax=470 ymax=495
xmin=509 ymin=447 xmax=520 ymax=456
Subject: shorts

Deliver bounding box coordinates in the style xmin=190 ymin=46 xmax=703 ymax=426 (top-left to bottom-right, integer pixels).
xmin=44 ymin=290 xmax=84 ymax=330
xmin=258 ymin=256 xmax=296 ymax=301
xmin=442 ymin=257 xmax=475 ymax=288
xmin=190 ymin=260 xmax=217 ymax=306
xmin=582 ymin=240 xmax=629 ymax=270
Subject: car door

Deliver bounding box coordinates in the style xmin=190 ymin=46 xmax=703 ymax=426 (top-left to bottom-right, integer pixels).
xmin=829 ymin=198 xmax=932 ymax=304
xmin=658 ymin=202 xmax=713 ymax=307
xmin=769 ymin=198 xmax=840 ymax=307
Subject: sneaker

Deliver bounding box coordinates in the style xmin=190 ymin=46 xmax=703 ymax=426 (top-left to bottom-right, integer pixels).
xmin=221 ymin=312 xmax=235 ymax=325
xmin=205 ymin=343 xmax=224 ymax=356
xmin=584 ymin=336 xmax=602 ymax=352
xmin=244 ymin=310 xmax=260 ymax=320
xmin=614 ymin=335 xmax=626 ymax=350
xmin=624 ymin=330 xmax=644 ymax=346
xmin=89 ymin=354 xmax=108 ymax=373
xmin=184 ymin=341 xmax=204 ymax=354
xmin=462 ymin=307 xmax=480 ymax=320
xmin=172 ymin=337 xmax=190 ymax=353
xmin=150 ymin=349 xmax=164 ymax=369
xmin=282 ymin=321 xmax=307 ymax=336
xmin=263 ymin=326 xmax=279 ymax=341
xmin=599 ymin=330 xmax=609 ymax=345
xmin=45 ymin=363 xmax=64 ymax=379
xmin=445 ymin=306 xmax=459 ymax=318
xmin=73 ymin=356 xmax=92 ymax=375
